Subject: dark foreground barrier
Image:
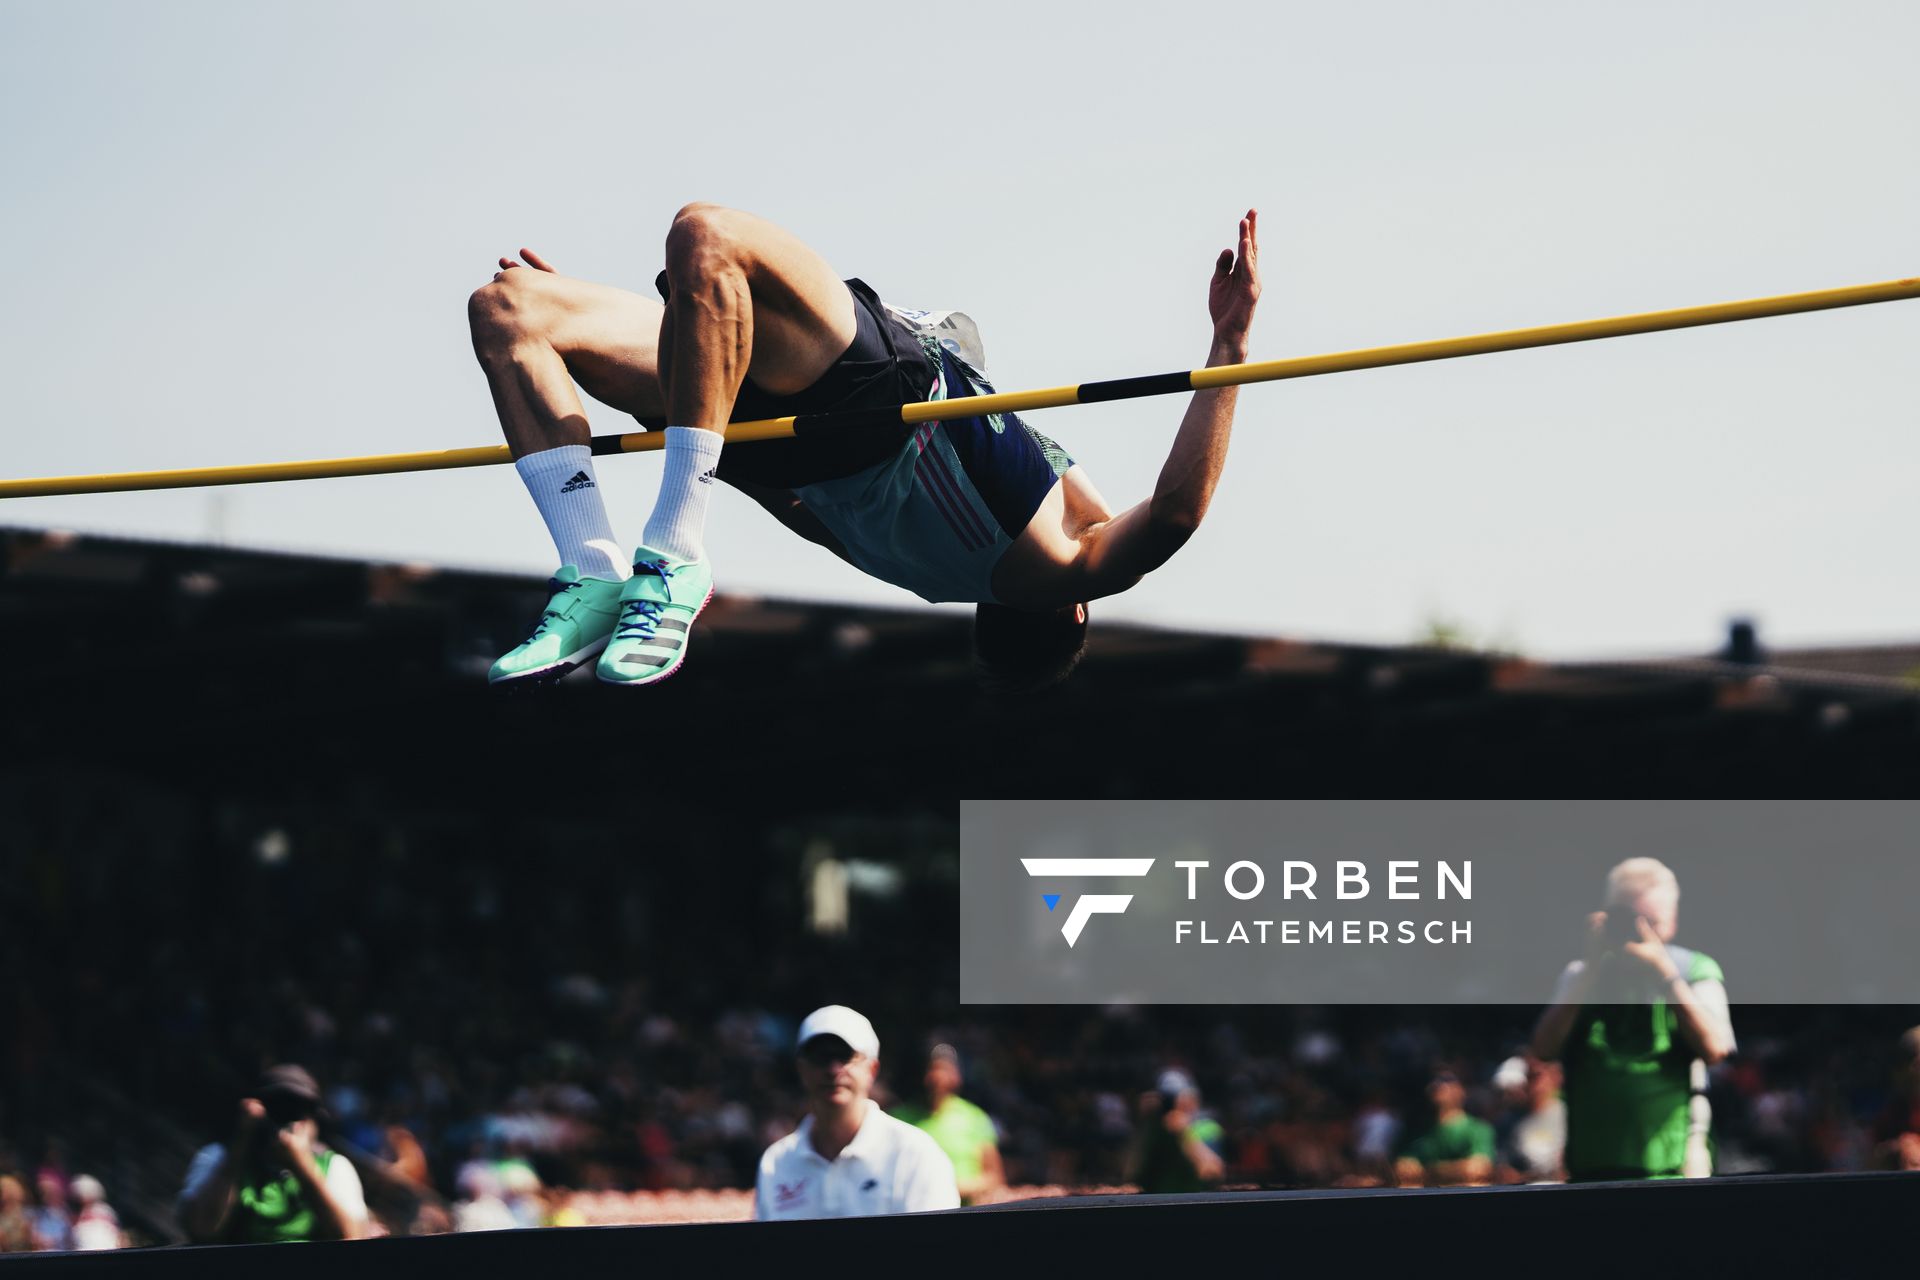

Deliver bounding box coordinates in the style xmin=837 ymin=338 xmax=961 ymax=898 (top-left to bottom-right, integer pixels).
xmin=11 ymin=1172 xmax=1918 ymax=1274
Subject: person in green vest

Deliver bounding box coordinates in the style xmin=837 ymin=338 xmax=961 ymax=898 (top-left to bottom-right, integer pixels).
xmin=178 ymin=1065 xmax=370 ymax=1243
xmin=1394 ymin=1070 xmax=1497 ymax=1186
xmin=890 ymin=1044 xmax=1005 ymax=1204
xmin=1128 ymin=1069 xmax=1225 ymax=1194
xmin=1531 ymin=857 xmax=1736 ymax=1181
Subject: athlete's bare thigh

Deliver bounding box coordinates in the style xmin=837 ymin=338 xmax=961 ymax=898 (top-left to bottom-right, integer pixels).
xmin=485 ymin=205 xmax=858 ymax=419
xmin=663 ymin=203 xmax=859 ymax=397
xmin=485 ymin=265 xmax=669 ymax=419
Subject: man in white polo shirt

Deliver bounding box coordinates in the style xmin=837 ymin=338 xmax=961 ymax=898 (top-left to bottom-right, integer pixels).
xmin=755 ymin=1005 xmax=959 ymax=1220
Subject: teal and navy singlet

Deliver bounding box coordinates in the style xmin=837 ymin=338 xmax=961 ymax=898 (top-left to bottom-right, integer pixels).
xmin=638 ymin=276 xmax=1074 ymax=605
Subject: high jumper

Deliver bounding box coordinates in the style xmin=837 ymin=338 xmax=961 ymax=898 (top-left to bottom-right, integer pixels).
xmin=467 ymin=204 xmax=1263 ymax=692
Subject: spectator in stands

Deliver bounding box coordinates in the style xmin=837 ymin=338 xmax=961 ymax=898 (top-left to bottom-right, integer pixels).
xmin=451 ymin=1165 xmax=518 ymax=1233
xmin=1349 ymin=1087 xmax=1402 ymax=1184
xmin=1872 ymin=1025 xmax=1920 ymax=1171
xmin=1494 ymin=1056 xmax=1566 ymax=1183
xmin=1531 ymin=858 xmax=1735 ymax=1181
xmin=1128 ymin=1069 xmax=1225 ymax=1193
xmin=28 ymin=1171 xmax=73 ymax=1252
xmin=68 ymin=1175 xmax=126 ymax=1250
xmin=541 ymin=1184 xmax=587 ymax=1227
xmin=178 ymin=1065 xmax=371 ymax=1243
xmin=0 ymin=1175 xmax=33 ymax=1252
xmin=891 ymin=1044 xmax=1005 ymax=1204
xmin=1394 ymin=1070 xmax=1496 ymax=1187
xmin=384 ymin=1125 xmax=432 ymax=1190
xmin=754 ymin=1006 xmax=959 ymax=1220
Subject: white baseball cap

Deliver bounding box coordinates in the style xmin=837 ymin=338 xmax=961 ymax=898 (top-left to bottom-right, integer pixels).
xmin=796 ymin=1005 xmax=880 ymax=1060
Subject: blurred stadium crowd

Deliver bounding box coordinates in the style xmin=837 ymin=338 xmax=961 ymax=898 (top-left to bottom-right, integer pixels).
xmin=4 ymin=775 xmax=1918 ymax=1248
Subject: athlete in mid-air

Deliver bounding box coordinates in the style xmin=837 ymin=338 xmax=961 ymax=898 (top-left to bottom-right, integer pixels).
xmin=468 ymin=204 xmax=1261 ymax=692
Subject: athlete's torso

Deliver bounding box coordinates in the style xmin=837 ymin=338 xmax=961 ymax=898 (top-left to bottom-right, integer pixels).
xmin=791 ymin=314 xmax=1075 ymax=605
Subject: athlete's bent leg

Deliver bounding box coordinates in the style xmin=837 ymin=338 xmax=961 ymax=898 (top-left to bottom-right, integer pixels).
xmin=468 ymin=264 xmax=669 ymax=684
xmin=598 ymin=204 xmax=861 ymax=688
xmin=655 ymin=202 xmax=858 ymax=430
xmin=636 ymin=204 xmax=857 ymax=563
xmin=467 ymin=263 xmax=668 ymax=456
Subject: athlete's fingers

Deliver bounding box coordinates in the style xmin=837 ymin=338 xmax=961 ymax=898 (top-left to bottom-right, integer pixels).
xmin=499 ymin=257 xmax=520 ymax=271
xmin=519 ymin=247 xmax=558 ymax=273
xmin=1216 ymin=248 xmax=1234 ymax=275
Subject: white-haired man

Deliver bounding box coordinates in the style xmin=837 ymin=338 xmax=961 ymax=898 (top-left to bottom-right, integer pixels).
xmin=754 ymin=1006 xmax=959 ymax=1220
xmin=1530 ymin=857 xmax=1736 ymax=1181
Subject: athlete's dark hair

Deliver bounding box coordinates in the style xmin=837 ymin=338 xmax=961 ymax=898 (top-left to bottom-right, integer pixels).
xmin=972 ymin=602 xmax=1089 ymax=694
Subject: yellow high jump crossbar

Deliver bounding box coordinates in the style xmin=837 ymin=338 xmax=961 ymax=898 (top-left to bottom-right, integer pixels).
xmin=3 ymin=276 xmax=1916 ymax=501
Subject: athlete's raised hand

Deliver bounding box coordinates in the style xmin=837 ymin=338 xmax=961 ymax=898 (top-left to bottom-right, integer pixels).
xmin=1208 ymin=209 xmax=1260 ymax=351
xmin=498 ymin=248 xmax=559 ymax=273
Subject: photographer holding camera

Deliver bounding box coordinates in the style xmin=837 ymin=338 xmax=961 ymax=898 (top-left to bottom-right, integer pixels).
xmin=178 ymin=1065 xmax=369 ymax=1243
xmin=1531 ymin=858 xmax=1735 ymax=1182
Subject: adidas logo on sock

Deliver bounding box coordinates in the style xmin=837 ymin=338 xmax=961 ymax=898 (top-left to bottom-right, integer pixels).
xmin=697 ymin=466 xmax=717 ymax=485
xmin=559 ymin=470 xmax=595 ymax=493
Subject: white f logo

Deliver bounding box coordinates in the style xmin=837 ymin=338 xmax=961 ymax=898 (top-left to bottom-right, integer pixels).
xmin=1021 ymin=858 xmax=1155 ymax=947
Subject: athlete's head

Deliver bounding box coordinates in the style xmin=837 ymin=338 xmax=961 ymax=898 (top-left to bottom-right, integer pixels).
xmin=972 ymin=602 xmax=1089 ymax=694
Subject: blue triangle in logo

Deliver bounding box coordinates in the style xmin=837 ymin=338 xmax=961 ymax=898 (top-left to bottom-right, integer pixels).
xmin=1042 ymin=894 xmax=1061 ymax=912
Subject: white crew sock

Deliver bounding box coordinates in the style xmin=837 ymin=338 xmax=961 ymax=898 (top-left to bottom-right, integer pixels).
xmin=514 ymin=445 xmax=630 ymax=581
xmin=641 ymin=426 xmax=724 ymax=563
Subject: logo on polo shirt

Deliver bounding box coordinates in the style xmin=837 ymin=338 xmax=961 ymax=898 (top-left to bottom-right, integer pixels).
xmin=1022 ymin=858 xmax=1156 ymax=947
xmin=775 ymin=1179 xmax=809 ymax=1208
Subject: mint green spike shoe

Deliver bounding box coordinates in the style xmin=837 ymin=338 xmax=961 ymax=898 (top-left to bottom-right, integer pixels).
xmin=487 ymin=567 xmax=625 ymax=686
xmin=595 ymin=547 xmax=715 ymax=687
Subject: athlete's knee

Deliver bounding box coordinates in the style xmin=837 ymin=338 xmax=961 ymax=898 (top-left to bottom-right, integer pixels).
xmin=664 ymin=202 xmax=750 ymax=294
xmin=467 ymin=272 xmax=544 ymax=357
xmin=668 ymin=201 xmax=739 ymax=247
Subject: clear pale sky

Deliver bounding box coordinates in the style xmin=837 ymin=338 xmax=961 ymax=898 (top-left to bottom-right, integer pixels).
xmin=3 ymin=1 xmax=1915 ymax=657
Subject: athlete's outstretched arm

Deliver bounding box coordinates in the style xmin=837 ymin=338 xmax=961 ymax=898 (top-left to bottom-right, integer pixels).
xmin=1078 ymin=211 xmax=1260 ymax=598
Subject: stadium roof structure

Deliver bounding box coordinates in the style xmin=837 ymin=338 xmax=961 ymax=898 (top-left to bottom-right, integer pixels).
xmin=4 ymin=526 xmax=1917 ymax=797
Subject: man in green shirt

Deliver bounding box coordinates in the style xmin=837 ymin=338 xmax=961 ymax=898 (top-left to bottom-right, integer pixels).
xmin=1394 ymin=1070 xmax=1497 ymax=1186
xmin=1128 ymin=1069 xmax=1226 ymax=1194
xmin=891 ymin=1045 xmax=1004 ymax=1204
xmin=1531 ymin=857 xmax=1736 ymax=1181
xmin=178 ymin=1065 xmax=370 ymax=1243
